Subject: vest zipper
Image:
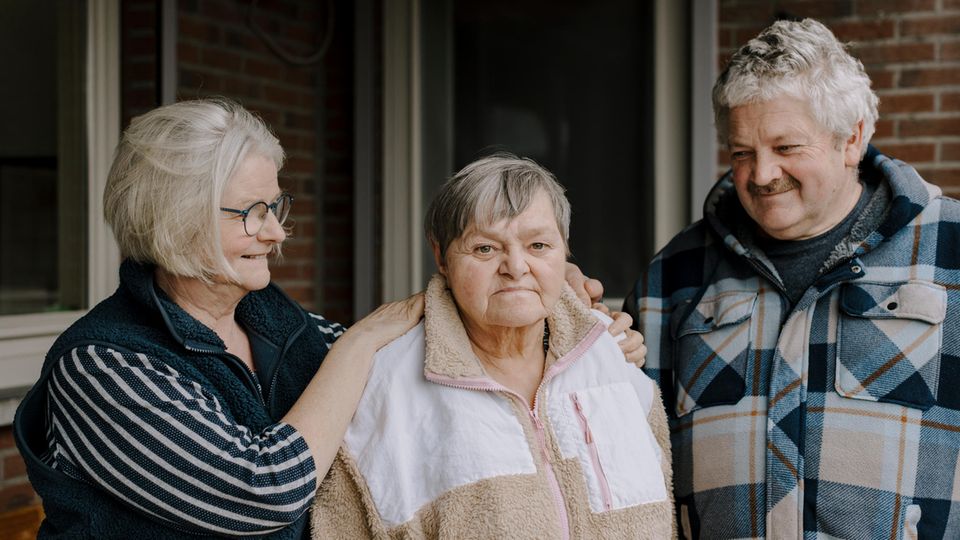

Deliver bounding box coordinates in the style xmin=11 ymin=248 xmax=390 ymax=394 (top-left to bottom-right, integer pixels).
xmin=184 ymin=343 xmax=266 ymax=407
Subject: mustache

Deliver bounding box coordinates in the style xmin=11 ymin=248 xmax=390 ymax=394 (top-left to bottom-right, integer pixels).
xmin=748 ymin=175 xmax=800 ymax=196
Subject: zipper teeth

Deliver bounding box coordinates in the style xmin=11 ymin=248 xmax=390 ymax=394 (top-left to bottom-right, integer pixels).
xmin=426 ymin=374 xmax=571 ymax=540
xmin=571 ymin=394 xmax=613 ymax=511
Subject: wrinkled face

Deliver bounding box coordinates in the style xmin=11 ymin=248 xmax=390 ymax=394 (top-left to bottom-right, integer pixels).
xmin=728 ymin=96 xmax=864 ymax=241
xmin=437 ymin=190 xmax=568 ymax=333
xmin=219 ymin=154 xmax=286 ymax=294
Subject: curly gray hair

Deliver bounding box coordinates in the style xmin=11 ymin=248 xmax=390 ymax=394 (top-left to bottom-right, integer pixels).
xmin=713 ymin=18 xmax=878 ymax=154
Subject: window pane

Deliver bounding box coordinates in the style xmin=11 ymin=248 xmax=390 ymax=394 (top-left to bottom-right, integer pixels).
xmin=0 ymin=0 xmax=87 ymax=315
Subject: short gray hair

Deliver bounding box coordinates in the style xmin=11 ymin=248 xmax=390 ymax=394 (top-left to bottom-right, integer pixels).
xmin=425 ymin=153 xmax=571 ymax=259
xmin=104 ymin=98 xmax=285 ymax=282
xmin=713 ymin=18 xmax=879 ymax=154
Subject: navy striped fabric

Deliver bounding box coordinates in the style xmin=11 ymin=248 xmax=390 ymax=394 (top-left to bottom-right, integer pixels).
xmin=44 ymin=317 xmax=344 ymax=536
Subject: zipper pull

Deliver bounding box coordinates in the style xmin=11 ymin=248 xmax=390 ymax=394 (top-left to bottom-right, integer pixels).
xmin=571 ymin=394 xmax=594 ymax=444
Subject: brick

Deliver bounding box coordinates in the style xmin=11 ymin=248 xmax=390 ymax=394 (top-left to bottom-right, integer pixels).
xmin=902 ymin=16 xmax=960 ymax=37
xmin=900 ymin=68 xmax=960 ymax=88
xmin=876 ymin=142 xmax=936 ymax=163
xmin=0 ymin=426 xmax=14 ymax=449
xmin=901 ymin=117 xmax=960 ymax=137
xmin=917 ymin=168 xmax=960 ymax=186
xmin=285 ymin=112 xmax=315 ymax=130
xmin=830 ymin=20 xmax=895 ymax=42
xmin=874 ymin=119 xmax=895 ymax=138
xmin=944 ymin=93 xmax=960 ymax=111
xmin=3 ymin=453 xmax=27 ymax=480
xmin=943 ymin=143 xmax=960 ymax=161
xmin=178 ymin=15 xmax=222 ymax=43
xmin=199 ymin=0 xmax=244 ymax=24
xmin=177 ymin=42 xmax=200 ymax=64
xmin=878 ymin=93 xmax=935 ymax=114
xmin=852 ymin=43 xmax=935 ymax=65
xmin=719 ymin=1 xmax=774 ymax=24
xmin=201 ymin=48 xmax=244 ymax=71
xmin=942 ymin=42 xmax=960 ymax=61
xmin=0 ymin=483 xmax=38 ymax=512
xmin=245 ymin=58 xmax=284 ymax=79
xmin=857 ymin=0 xmax=936 ymax=14
xmin=732 ymin=25 xmax=768 ymax=48
xmin=777 ymin=0 xmax=855 ymax=19
xmin=285 ymin=156 xmax=315 ymax=174
xmin=867 ymin=69 xmax=895 ymax=90
xmin=949 ymin=0 xmax=960 ymax=8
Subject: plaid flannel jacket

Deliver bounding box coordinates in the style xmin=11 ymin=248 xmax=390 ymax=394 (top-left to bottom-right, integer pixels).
xmin=625 ymin=147 xmax=960 ymax=539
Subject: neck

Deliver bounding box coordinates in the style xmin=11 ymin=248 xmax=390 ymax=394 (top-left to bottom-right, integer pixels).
xmin=464 ymin=319 xmax=546 ymax=365
xmin=155 ymin=268 xmax=244 ymax=340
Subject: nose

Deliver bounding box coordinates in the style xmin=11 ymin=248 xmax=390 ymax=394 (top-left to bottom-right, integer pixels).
xmin=752 ymin=150 xmax=782 ymax=186
xmin=499 ymin=247 xmax=529 ymax=280
xmin=257 ymin=210 xmax=287 ymax=243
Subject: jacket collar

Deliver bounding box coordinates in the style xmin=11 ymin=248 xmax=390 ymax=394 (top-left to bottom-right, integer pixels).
xmin=119 ymin=259 xmax=307 ymax=354
xmin=702 ymin=145 xmax=934 ymax=265
xmin=422 ymin=274 xmax=601 ymax=380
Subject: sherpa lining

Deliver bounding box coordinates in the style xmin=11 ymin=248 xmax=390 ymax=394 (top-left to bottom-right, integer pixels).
xmin=422 ymin=274 xmax=601 ymax=380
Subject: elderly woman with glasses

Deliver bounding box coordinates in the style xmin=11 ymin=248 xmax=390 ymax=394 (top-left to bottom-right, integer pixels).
xmin=14 ymin=101 xmax=643 ymax=539
xmin=13 ymin=99 xmax=425 ymax=539
xmin=311 ymin=154 xmax=673 ymax=539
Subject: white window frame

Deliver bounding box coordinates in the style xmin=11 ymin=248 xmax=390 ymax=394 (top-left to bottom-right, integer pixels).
xmin=0 ymin=0 xmax=120 ymax=423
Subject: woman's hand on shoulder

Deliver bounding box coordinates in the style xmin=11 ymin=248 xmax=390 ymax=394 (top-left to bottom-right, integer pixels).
xmin=342 ymin=292 xmax=425 ymax=351
xmin=595 ymin=304 xmax=647 ymax=367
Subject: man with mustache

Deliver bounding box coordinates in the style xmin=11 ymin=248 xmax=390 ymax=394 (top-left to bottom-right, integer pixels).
xmin=624 ymin=18 xmax=960 ymax=539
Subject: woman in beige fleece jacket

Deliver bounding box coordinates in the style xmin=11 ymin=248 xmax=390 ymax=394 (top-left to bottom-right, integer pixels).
xmin=312 ymin=153 xmax=674 ymax=539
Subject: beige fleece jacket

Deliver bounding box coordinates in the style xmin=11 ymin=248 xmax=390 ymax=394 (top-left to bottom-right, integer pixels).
xmin=311 ymin=275 xmax=674 ymax=539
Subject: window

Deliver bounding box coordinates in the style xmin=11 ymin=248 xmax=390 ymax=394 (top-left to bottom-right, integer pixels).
xmin=0 ymin=0 xmax=119 ymax=408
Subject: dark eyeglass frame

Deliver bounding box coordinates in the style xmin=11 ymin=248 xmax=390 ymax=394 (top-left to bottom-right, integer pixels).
xmin=220 ymin=193 xmax=294 ymax=237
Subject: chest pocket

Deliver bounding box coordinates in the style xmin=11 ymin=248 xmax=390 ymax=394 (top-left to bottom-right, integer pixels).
xmin=836 ymin=281 xmax=946 ymax=410
xmin=671 ymin=290 xmax=757 ymax=417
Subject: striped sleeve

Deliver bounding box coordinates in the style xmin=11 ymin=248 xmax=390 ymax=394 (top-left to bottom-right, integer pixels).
xmin=47 ymin=344 xmax=318 ymax=536
xmin=308 ymin=313 xmax=346 ymax=349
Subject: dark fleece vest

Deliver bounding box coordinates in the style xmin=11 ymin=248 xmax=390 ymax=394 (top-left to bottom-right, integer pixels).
xmin=14 ymin=260 xmax=332 ymax=539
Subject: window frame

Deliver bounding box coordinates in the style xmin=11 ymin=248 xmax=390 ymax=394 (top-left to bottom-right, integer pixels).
xmin=0 ymin=0 xmax=120 ymax=422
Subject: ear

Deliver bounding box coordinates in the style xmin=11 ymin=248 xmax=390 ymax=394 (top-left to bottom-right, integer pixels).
xmin=842 ymin=120 xmax=865 ymax=167
xmin=431 ymin=242 xmax=446 ymax=276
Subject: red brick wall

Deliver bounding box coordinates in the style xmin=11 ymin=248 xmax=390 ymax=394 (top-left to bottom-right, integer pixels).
xmin=118 ymin=0 xmax=358 ymax=321
xmin=0 ymin=425 xmax=38 ymax=517
xmin=718 ymin=0 xmax=960 ymax=196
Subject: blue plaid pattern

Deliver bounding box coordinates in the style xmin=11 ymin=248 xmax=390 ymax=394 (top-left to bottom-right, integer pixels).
xmin=626 ymin=148 xmax=960 ymax=539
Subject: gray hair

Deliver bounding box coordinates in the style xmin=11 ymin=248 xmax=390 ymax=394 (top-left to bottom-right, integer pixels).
xmin=713 ymin=18 xmax=878 ymax=154
xmin=104 ymin=98 xmax=285 ymax=282
xmin=425 ymin=153 xmax=571 ymax=259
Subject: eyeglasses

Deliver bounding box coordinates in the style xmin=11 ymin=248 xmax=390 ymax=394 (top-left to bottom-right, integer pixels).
xmin=220 ymin=193 xmax=294 ymax=237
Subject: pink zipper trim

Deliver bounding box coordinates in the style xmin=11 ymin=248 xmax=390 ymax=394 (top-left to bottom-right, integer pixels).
xmin=425 ymin=371 xmax=571 ymax=540
xmin=571 ymin=393 xmax=614 ymax=511
xmin=421 ymin=318 xmax=607 ymax=540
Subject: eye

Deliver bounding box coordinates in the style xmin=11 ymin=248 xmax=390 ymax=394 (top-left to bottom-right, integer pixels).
xmin=530 ymin=242 xmax=547 ymax=250
xmin=730 ymin=150 xmax=752 ymax=161
xmin=475 ymin=245 xmax=494 ymax=255
xmin=776 ymin=145 xmax=798 ymax=153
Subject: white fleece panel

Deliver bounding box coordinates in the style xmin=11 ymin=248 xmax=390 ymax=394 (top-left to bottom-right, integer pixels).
xmin=547 ymin=317 xmax=667 ymax=512
xmin=343 ymin=322 xmax=537 ymax=527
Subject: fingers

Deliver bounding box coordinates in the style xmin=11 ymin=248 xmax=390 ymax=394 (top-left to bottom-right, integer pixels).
xmin=618 ymin=329 xmax=647 ymax=368
xmin=584 ymin=278 xmax=604 ymax=304
xmin=607 ymin=310 xmax=633 ymax=336
xmin=591 ymin=302 xmax=612 ymax=316
xmin=564 ymin=262 xmax=592 ymax=306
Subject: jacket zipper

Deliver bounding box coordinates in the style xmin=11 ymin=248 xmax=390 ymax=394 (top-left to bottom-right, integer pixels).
xmin=425 ymin=374 xmax=571 ymax=540
xmin=571 ymin=393 xmax=613 ymax=511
